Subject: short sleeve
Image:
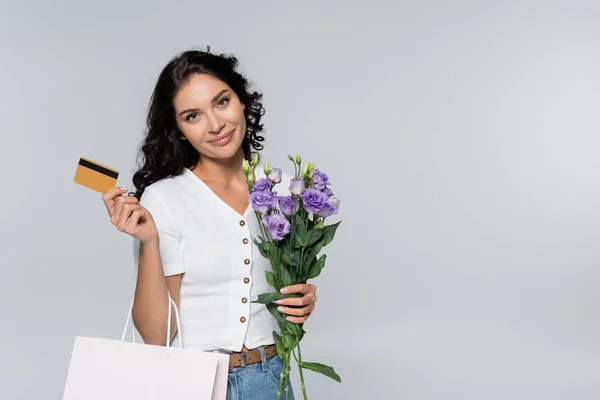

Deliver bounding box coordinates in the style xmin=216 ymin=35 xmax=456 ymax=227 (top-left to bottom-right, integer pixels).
xmin=132 ymin=187 xmax=185 ymax=277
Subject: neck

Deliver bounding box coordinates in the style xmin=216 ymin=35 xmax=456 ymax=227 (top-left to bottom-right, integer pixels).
xmin=192 ymin=148 xmax=246 ymax=183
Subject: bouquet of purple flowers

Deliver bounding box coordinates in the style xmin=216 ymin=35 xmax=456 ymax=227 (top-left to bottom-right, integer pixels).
xmin=242 ymin=154 xmax=341 ymax=400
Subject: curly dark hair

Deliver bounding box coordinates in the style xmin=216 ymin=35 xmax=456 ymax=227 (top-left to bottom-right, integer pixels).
xmin=131 ymin=47 xmax=265 ymax=200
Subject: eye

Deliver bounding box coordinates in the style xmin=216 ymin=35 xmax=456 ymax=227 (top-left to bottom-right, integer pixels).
xmin=186 ymin=113 xmax=199 ymax=122
xmin=217 ymin=97 xmax=230 ymax=107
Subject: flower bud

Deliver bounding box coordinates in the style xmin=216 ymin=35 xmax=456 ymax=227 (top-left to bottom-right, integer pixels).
xmin=289 ymin=178 xmax=304 ymax=196
xmin=288 ymin=154 xmax=294 ymax=162
xmin=242 ymin=159 xmax=250 ymax=174
xmin=263 ymin=161 xmax=271 ymax=176
xmin=295 ymin=154 xmax=302 ymax=164
xmin=247 ymin=172 xmax=255 ymax=185
xmin=251 ymin=154 xmax=259 ymax=167
xmin=301 ymin=163 xmax=309 ymax=177
xmin=314 ymin=220 xmax=325 ymax=229
xmin=268 ymin=167 xmax=282 ymax=184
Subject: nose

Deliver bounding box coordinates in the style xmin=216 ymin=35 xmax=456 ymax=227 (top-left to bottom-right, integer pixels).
xmin=207 ymin=112 xmax=225 ymax=134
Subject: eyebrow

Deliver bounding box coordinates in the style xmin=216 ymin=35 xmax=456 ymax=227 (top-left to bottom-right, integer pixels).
xmin=178 ymin=89 xmax=230 ymax=117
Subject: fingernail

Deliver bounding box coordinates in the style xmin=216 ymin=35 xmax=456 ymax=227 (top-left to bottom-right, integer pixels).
xmin=120 ymin=187 xmax=128 ymax=191
xmin=274 ymin=300 xmax=283 ymax=305
xmin=277 ymin=306 xmax=285 ymax=313
xmin=286 ymin=316 xmax=293 ymax=322
xmin=280 ymin=288 xmax=288 ymax=293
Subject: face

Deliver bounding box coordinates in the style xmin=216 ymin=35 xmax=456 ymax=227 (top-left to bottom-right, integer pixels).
xmin=173 ymin=73 xmax=246 ymax=160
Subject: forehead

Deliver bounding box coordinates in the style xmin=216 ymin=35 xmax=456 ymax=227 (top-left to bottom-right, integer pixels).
xmin=173 ymin=73 xmax=231 ymax=110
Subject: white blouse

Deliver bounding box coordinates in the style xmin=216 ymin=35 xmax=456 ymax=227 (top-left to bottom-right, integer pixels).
xmin=132 ymin=166 xmax=287 ymax=352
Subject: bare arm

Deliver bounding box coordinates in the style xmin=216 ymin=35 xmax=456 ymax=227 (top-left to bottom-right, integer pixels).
xmin=102 ymin=187 xmax=182 ymax=346
xmin=132 ymin=238 xmax=181 ymax=346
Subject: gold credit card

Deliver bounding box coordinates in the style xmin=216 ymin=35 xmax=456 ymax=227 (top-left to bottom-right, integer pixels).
xmin=73 ymin=157 xmax=119 ymax=193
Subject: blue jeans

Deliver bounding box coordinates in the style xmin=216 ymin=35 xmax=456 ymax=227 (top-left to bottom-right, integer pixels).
xmin=226 ymin=346 xmax=295 ymax=400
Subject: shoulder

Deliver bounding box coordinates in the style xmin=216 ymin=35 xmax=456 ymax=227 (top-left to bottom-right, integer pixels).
xmin=139 ymin=169 xmax=191 ymax=207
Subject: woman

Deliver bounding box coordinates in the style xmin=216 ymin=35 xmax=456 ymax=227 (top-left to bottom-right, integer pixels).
xmin=101 ymin=48 xmax=317 ymax=399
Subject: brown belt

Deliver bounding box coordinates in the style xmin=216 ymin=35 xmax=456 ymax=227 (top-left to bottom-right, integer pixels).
xmin=228 ymin=344 xmax=277 ymax=368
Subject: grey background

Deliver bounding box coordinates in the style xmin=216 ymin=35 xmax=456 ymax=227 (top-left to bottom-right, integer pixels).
xmin=1 ymin=1 xmax=600 ymax=399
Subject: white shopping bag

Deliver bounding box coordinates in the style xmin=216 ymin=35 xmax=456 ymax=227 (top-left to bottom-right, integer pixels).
xmin=62 ymin=295 xmax=230 ymax=400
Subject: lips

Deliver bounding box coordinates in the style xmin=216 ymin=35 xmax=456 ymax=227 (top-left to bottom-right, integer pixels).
xmin=209 ymin=130 xmax=234 ymax=146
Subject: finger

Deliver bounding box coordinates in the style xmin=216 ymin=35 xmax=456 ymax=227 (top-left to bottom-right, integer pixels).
xmin=280 ymin=283 xmax=315 ymax=295
xmin=102 ymin=187 xmax=129 ymax=215
xmin=111 ymin=196 xmax=139 ymax=225
xmin=286 ymin=312 xmax=311 ymax=324
xmin=275 ymin=295 xmax=316 ymax=307
xmin=277 ymin=304 xmax=315 ymax=317
xmin=124 ymin=209 xmax=144 ymax=234
xmin=117 ymin=203 xmax=141 ymax=231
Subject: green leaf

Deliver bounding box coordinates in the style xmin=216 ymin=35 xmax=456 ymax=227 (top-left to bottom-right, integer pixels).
xmin=307 ymin=254 xmax=327 ymax=279
xmin=253 ymin=238 xmax=271 ymax=258
xmin=268 ymin=243 xmax=282 ymax=266
xmin=322 ymin=221 xmax=341 ymax=247
xmin=286 ymin=320 xmax=302 ymax=336
xmin=281 ymin=250 xmax=301 ymax=267
xmin=283 ymin=333 xmax=294 ymax=350
xmin=302 ymin=237 xmax=324 ymax=281
xmin=292 ymin=214 xmax=308 ymax=248
xmin=305 ymin=236 xmax=325 ymax=262
xmin=253 ymin=292 xmax=287 ymax=304
xmin=292 ymin=227 xmax=306 ymax=248
xmin=265 ymin=271 xmax=277 ymax=289
xmin=299 ymin=328 xmax=306 ymax=342
xmin=304 ymin=228 xmax=324 ymax=248
xmin=265 ymin=300 xmax=304 ymax=337
xmin=267 ymin=303 xmax=288 ymax=332
xmin=299 ymin=362 xmax=341 ymax=382
xmin=273 ymin=331 xmax=285 ymax=358
xmin=302 ymin=257 xmax=313 ymax=282
xmin=279 ymin=264 xmax=293 ymax=287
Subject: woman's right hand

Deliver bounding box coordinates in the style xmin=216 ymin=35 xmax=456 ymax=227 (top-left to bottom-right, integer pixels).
xmin=102 ymin=187 xmax=158 ymax=244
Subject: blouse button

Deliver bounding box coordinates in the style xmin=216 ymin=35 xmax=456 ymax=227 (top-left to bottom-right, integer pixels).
xmin=239 ymin=220 xmax=246 ymax=226
xmin=244 ymin=258 xmax=251 ymax=265
xmin=240 ymin=316 xmax=246 ymax=323
xmin=242 ymin=297 xmax=248 ymax=303
xmin=244 ymin=277 xmax=250 ymax=284
xmin=242 ymin=238 xmax=249 ymax=244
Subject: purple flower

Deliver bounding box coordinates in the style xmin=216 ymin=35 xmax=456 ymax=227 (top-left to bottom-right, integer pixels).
xmin=301 ymin=188 xmax=329 ymax=215
xmin=268 ymin=168 xmax=282 ymax=184
xmin=311 ymin=169 xmax=329 ymax=191
xmin=262 ymin=213 xmax=291 ymax=241
xmin=278 ymin=196 xmax=299 ymax=216
xmin=323 ymin=187 xmax=334 ymax=197
xmin=289 ymin=178 xmax=305 ymax=196
xmin=317 ymin=196 xmax=340 ymax=218
xmin=252 ymin=178 xmax=272 ymax=193
xmin=249 ymin=190 xmax=277 ymax=213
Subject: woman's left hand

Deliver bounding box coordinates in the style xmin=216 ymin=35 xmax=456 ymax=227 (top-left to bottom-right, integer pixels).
xmin=275 ymin=284 xmax=317 ymax=324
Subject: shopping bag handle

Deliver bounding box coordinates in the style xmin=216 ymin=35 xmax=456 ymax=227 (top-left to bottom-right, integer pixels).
xmin=120 ymin=292 xmax=183 ymax=354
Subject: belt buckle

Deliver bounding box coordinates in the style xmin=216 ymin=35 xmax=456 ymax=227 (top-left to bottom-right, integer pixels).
xmin=240 ymin=352 xmax=247 ymax=367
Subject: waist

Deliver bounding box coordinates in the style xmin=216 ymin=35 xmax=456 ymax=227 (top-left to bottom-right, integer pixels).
xmin=228 ymin=344 xmax=277 ymax=368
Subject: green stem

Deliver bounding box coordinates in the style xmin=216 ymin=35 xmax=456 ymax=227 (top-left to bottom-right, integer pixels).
xmin=255 ymin=211 xmax=267 ymax=241
xmin=300 ymin=246 xmax=306 ymax=282
xmin=276 ymin=350 xmax=286 ymax=400
xmin=284 ymin=349 xmax=291 ymax=400
xmin=296 ymin=344 xmax=308 ymax=399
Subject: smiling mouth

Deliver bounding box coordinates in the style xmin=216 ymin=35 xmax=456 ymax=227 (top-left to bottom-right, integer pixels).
xmin=210 ymin=130 xmax=234 ymax=142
